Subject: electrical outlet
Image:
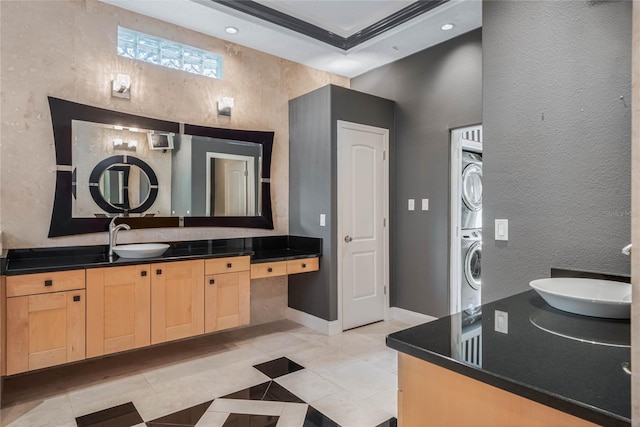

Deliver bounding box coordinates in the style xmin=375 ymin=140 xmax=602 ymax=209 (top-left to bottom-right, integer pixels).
xmin=495 ymin=219 xmax=509 ymax=241
xmin=320 ymin=214 xmax=326 ymax=227
xmin=495 ymin=310 xmax=509 ymax=334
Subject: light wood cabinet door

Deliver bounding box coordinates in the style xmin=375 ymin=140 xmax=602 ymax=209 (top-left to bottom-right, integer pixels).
xmin=151 ymin=260 xmax=204 ymax=344
xmin=6 ymin=290 xmax=85 ymax=375
xmin=205 ymin=271 xmax=250 ymax=333
xmin=86 ymin=265 xmax=151 ymax=358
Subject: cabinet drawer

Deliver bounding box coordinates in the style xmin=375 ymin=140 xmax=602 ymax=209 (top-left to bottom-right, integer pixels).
xmin=205 ymin=256 xmax=251 ymax=275
xmin=7 ymin=270 xmax=86 ymax=297
xmin=286 ymin=257 xmax=319 ymax=275
xmin=250 ymin=261 xmax=287 ymax=279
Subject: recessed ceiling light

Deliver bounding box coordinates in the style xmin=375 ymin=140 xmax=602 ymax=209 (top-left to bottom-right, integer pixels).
xmin=441 ymin=23 xmax=455 ymax=31
xmin=225 ymin=26 xmax=239 ymax=35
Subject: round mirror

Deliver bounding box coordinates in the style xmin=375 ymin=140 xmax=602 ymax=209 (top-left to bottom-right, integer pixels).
xmin=89 ymin=155 xmax=158 ymax=214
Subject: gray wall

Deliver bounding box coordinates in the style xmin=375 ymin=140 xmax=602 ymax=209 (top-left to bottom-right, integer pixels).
xmin=289 ymin=85 xmax=395 ymax=321
xmin=482 ymin=0 xmax=631 ymax=303
xmin=352 ymin=29 xmax=482 ymax=317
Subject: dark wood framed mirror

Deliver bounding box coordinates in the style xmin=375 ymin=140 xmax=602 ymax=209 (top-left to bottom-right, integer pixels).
xmin=48 ymin=97 xmax=274 ymax=237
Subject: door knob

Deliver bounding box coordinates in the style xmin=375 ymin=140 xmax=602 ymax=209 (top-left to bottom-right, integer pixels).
xmin=344 ymin=235 xmax=353 ymax=243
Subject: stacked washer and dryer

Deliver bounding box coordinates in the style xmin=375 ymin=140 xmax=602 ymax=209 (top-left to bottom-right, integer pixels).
xmin=460 ymin=150 xmax=482 ymax=313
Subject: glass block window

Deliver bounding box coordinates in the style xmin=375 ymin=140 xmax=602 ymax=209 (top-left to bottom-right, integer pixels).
xmin=117 ymin=27 xmax=223 ymax=79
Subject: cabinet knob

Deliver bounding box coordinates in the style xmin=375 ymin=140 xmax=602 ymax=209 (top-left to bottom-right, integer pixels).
xmin=141 ymin=271 xmax=147 ymax=277
xmin=209 ymin=279 xmax=215 ymax=285
xmin=227 ymin=263 xmax=232 ymax=268
xmin=44 ymin=279 xmax=53 ymax=287
xmin=267 ymin=267 xmax=273 ymax=273
xmin=73 ymin=295 xmax=81 ymax=302
xmin=302 ymin=263 xmax=307 ymax=268
xmin=156 ymin=269 xmax=162 ymax=275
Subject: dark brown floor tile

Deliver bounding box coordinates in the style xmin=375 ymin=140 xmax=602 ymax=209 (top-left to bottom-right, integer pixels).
xmin=253 ymin=357 xmax=304 ymax=379
xmin=75 ymin=402 xmax=143 ymax=427
xmin=304 ymin=406 xmax=341 ymax=427
xmin=146 ymin=400 xmax=212 ymax=426
xmin=222 ymin=413 xmax=279 ymax=427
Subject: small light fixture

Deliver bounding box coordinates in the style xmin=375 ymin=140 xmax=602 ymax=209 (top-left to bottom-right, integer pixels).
xmin=225 ymin=26 xmax=239 ymax=34
xmin=217 ymin=96 xmax=234 ymax=116
xmin=113 ymin=138 xmax=124 ymax=147
xmin=441 ymin=23 xmax=455 ymax=31
xmin=112 ymin=73 xmax=131 ymax=99
xmin=113 ymin=125 xmax=124 ymax=131
xmin=128 ymin=140 xmax=138 ymax=149
xmin=129 ymin=128 xmax=139 ymax=133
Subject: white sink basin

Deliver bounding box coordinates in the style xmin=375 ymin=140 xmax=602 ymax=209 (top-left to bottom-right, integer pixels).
xmin=530 ymin=277 xmax=631 ymax=319
xmin=112 ymin=243 xmax=170 ymax=259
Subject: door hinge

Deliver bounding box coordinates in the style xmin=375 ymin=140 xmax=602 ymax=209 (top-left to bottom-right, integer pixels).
xmin=383 ymin=151 xmax=386 ymax=161
xmin=383 ymin=218 xmax=386 ymax=227
xmin=384 ymin=286 xmax=387 ymax=295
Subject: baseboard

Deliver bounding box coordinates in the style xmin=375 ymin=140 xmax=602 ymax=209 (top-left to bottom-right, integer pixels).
xmin=390 ymin=306 xmax=437 ymax=325
xmin=287 ymin=307 xmax=342 ymax=336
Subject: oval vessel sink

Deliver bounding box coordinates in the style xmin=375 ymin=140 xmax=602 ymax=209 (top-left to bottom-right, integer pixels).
xmin=530 ymin=278 xmax=631 ymax=319
xmin=112 ymin=243 xmax=170 ymax=259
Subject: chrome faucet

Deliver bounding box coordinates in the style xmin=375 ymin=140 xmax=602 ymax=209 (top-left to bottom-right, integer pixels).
xmin=622 ymin=243 xmax=632 ymax=256
xmin=108 ymin=216 xmax=131 ymax=258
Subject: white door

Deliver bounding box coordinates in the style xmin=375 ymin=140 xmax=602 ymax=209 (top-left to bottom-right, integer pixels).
xmin=338 ymin=120 xmax=388 ymax=330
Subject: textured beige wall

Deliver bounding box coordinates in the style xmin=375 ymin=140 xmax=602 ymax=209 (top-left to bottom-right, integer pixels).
xmin=632 ymin=2 xmax=639 ymax=425
xmin=0 ymin=0 xmax=348 ymax=249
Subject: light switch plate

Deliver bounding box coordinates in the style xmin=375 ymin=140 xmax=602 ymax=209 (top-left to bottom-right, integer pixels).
xmin=320 ymin=214 xmax=326 ymax=227
xmin=421 ymin=198 xmax=429 ymax=211
xmin=495 ymin=219 xmax=509 ymax=241
xmin=408 ymin=199 xmax=415 ymax=211
xmin=495 ymin=310 xmax=508 ymax=334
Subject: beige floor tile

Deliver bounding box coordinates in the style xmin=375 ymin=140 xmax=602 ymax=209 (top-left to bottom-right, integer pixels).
xmin=367 ymin=387 xmax=398 ymax=418
xmin=317 ymin=360 xmax=397 ymax=399
xmin=276 ymin=402 xmax=309 ymax=427
xmin=312 ymin=390 xmax=393 ymax=427
xmin=275 ymin=369 xmax=342 ymax=403
xmin=2 ymin=395 xmax=75 ymax=427
xmin=198 ymin=361 xmax=271 ymax=398
xmin=357 ymin=344 xmax=399 ymax=374
xmin=132 ymin=382 xmax=213 ymax=421
xmin=67 ymin=374 xmax=155 ymax=417
xmin=248 ymin=332 xmax=314 ymax=356
xmin=143 ymin=357 xmax=212 ymax=392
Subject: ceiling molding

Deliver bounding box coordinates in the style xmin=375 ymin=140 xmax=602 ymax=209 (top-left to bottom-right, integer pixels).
xmin=212 ymin=0 xmax=449 ymax=50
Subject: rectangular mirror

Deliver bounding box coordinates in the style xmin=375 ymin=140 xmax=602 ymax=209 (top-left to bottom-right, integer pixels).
xmin=71 ymin=120 xmax=262 ymax=219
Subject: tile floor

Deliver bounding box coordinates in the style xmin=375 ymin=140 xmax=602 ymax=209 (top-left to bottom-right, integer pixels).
xmin=0 ymin=319 xmax=411 ymax=427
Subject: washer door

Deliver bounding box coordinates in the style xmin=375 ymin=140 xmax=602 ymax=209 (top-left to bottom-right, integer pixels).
xmin=462 ymin=163 xmax=483 ymax=211
xmin=465 ymin=241 xmax=482 ymax=290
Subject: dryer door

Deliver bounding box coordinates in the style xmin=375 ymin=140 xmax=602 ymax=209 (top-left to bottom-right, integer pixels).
xmin=462 ymin=163 xmax=483 ymax=211
xmin=465 ymin=241 xmax=482 ymax=290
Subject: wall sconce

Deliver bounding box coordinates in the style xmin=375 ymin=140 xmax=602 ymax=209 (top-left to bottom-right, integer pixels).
xmin=217 ymin=96 xmax=234 ymax=116
xmin=113 ymin=138 xmax=124 ymax=147
xmin=112 ymin=74 xmax=131 ymax=99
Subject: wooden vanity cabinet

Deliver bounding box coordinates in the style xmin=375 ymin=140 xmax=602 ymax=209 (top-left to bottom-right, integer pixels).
xmin=204 ymin=256 xmax=251 ymax=333
xmin=5 ymin=270 xmax=86 ymax=375
xmin=86 ymin=265 xmax=151 ymax=358
xmin=151 ymin=259 xmax=204 ymax=344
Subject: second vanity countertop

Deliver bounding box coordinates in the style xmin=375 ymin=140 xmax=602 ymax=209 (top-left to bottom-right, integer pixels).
xmin=387 ymin=289 xmax=631 ymax=426
xmin=3 ymin=235 xmax=321 ymax=275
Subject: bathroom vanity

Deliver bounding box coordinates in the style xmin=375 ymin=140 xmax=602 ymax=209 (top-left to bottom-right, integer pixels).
xmin=0 ymin=236 xmax=320 ymax=375
xmin=387 ymin=289 xmax=631 ymax=426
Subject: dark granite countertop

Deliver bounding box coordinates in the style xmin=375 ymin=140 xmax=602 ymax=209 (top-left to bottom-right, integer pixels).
xmin=3 ymin=236 xmax=321 ymax=275
xmin=387 ymin=290 xmax=631 ymax=426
